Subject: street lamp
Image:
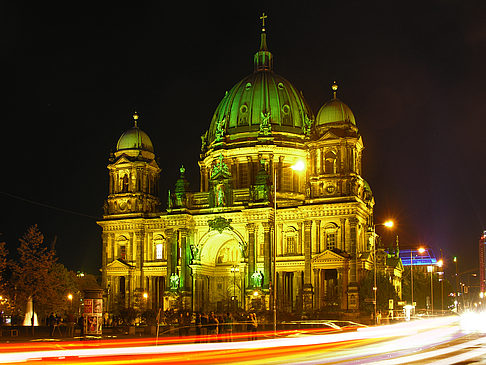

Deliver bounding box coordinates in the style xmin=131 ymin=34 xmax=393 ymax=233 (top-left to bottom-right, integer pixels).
xmin=411 ymin=247 xmax=425 ymax=315
xmin=372 ymin=220 xmax=394 ymax=324
xmin=427 ymin=265 xmax=434 ymax=315
xmin=437 ymin=259 xmax=444 ymax=313
xmin=273 ymin=160 xmax=305 ymax=335
xmin=67 ymin=293 xmax=73 ymax=311
xmin=231 ymin=265 xmax=239 ymax=309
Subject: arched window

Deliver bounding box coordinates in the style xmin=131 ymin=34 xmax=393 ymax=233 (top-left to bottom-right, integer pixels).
xmin=153 ymin=235 xmax=166 ymax=260
xmin=324 ymin=223 xmax=339 ymax=251
xmin=325 ymin=151 xmax=337 ymax=174
xmin=117 ymin=236 xmax=129 ymax=260
xmin=122 ymin=174 xmax=129 ymax=193
xmin=284 ymin=226 xmax=298 ymax=255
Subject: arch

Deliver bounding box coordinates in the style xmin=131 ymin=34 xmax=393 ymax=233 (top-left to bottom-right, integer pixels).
xmin=325 ymin=150 xmax=337 ymax=174
xmin=198 ymin=229 xmax=246 ymax=266
xmin=116 ymin=235 xmax=129 ymax=260
xmin=323 ymin=222 xmax=339 ymax=251
xmin=153 ymin=234 xmax=166 ymax=260
xmin=283 ymin=225 xmax=298 ymax=255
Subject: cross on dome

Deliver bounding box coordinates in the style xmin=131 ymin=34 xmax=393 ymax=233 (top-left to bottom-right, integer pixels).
xmin=260 ymin=12 xmax=267 ymax=32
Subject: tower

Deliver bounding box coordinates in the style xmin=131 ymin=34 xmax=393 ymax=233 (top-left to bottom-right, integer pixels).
xmin=99 ymin=112 xmax=161 ymax=310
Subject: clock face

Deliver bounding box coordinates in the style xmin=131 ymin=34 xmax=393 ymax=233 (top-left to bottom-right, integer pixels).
xmin=326 ymin=185 xmax=335 ymax=194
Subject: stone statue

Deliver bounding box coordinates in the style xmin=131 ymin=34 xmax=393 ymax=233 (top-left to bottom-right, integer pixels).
xmin=303 ymin=114 xmax=312 ymax=136
xmin=251 ymin=271 xmax=263 ymax=288
xmin=259 ymin=112 xmax=272 ymax=135
xmin=169 ymin=273 xmax=180 ymax=290
xmin=215 ymin=117 xmax=226 ymax=142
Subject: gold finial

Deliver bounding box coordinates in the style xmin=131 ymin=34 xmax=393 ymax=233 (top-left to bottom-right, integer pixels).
xmin=331 ymin=81 xmax=338 ymax=99
xmin=260 ymin=12 xmax=267 ymax=32
xmin=133 ymin=111 xmax=139 ymax=127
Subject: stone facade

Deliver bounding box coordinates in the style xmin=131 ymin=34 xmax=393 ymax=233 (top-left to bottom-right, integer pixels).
xmin=98 ymin=26 xmax=401 ymax=315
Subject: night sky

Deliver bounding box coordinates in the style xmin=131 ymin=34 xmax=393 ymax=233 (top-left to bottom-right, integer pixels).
xmin=4 ymin=2 xmax=486 ymax=278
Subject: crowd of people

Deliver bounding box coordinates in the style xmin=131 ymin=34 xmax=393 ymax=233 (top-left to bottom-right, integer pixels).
xmin=175 ymin=311 xmax=260 ymax=341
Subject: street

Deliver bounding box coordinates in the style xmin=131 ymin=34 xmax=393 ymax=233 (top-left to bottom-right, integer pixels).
xmin=2 ymin=315 xmax=486 ymax=364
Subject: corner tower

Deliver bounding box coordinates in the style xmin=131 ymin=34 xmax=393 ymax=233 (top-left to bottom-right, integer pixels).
xmin=103 ymin=112 xmax=161 ymax=216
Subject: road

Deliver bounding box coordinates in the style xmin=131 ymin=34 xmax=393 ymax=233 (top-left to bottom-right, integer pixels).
xmin=1 ymin=314 xmax=486 ymax=364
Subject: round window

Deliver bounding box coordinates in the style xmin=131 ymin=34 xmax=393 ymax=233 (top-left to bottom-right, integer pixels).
xmin=240 ymin=104 xmax=248 ymax=114
xmin=282 ymin=104 xmax=290 ymax=114
xmin=278 ymin=82 xmax=284 ymax=90
xmin=245 ymin=82 xmax=252 ymax=90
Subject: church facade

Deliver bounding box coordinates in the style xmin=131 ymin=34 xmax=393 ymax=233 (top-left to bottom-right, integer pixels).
xmin=98 ymin=24 xmax=402 ymax=315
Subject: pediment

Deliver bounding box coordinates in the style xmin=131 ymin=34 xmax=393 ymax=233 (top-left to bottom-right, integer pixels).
xmin=319 ymin=130 xmax=340 ymax=141
xmin=312 ymin=250 xmax=349 ymax=264
xmin=107 ymin=259 xmax=133 ymax=270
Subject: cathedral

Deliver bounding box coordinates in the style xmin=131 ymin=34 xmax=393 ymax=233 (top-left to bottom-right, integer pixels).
xmin=98 ymin=20 xmax=402 ymax=315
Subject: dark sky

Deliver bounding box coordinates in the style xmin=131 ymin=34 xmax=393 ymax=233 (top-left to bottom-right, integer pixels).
xmin=3 ymin=1 xmax=486 ymax=277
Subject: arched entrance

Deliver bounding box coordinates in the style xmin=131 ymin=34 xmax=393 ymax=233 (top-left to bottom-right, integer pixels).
xmin=192 ymin=230 xmax=246 ymax=312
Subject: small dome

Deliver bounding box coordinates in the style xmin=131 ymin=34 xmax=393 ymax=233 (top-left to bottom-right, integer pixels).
xmin=116 ymin=113 xmax=154 ymax=153
xmin=315 ymin=82 xmax=356 ymax=126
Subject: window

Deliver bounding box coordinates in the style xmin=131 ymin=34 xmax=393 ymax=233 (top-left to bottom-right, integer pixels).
xmin=122 ymin=174 xmax=129 ymax=192
xmin=325 ymin=151 xmax=337 ymax=174
xmin=154 ymin=235 xmax=166 ymax=260
xmin=286 ymin=236 xmax=296 ymax=254
xmin=324 ymin=223 xmax=339 ymax=251
xmin=119 ymin=245 xmax=126 ymax=260
xmin=326 ymin=233 xmax=336 ymax=250
xmin=284 ymin=227 xmax=299 ymax=255
xmin=155 ymin=244 xmax=163 ymax=260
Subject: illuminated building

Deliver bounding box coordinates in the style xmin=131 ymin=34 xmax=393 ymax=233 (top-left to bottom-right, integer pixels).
xmin=98 ymin=19 xmax=401 ymax=314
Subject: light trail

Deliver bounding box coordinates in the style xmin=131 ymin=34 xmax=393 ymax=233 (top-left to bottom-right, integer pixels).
xmin=0 ymin=316 xmax=476 ymax=365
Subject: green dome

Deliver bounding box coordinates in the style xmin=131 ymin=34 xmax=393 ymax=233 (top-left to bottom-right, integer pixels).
xmin=316 ymin=83 xmax=355 ymax=127
xmin=116 ymin=113 xmax=154 ymax=153
xmin=316 ymin=98 xmax=355 ymax=126
xmin=206 ymin=32 xmax=314 ymax=147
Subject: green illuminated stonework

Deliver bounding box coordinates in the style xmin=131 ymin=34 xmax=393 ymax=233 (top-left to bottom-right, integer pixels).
xmin=99 ymin=23 xmax=402 ymax=316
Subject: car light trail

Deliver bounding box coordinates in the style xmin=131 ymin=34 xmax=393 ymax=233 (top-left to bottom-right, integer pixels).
xmin=0 ymin=316 xmax=469 ymax=365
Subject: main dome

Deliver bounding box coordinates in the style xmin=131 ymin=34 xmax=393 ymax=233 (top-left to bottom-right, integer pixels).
xmin=116 ymin=113 xmax=154 ymax=153
xmin=206 ymin=31 xmax=314 ymax=148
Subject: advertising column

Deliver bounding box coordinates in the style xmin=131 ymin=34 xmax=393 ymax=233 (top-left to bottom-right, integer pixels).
xmin=83 ymin=289 xmax=104 ymax=335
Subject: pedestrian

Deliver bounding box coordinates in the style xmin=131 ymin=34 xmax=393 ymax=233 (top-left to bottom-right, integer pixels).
xmin=178 ymin=312 xmax=184 ymax=337
xmin=195 ymin=313 xmax=202 ymax=342
xmin=207 ymin=312 xmax=218 ymax=339
xmin=201 ymin=312 xmax=208 ymax=342
xmin=250 ymin=313 xmax=258 ymax=340
xmin=66 ymin=312 xmax=75 ymax=337
xmin=224 ymin=313 xmax=233 ymax=342
xmin=48 ymin=313 xmax=55 ymax=336
xmin=183 ymin=311 xmax=191 ymax=336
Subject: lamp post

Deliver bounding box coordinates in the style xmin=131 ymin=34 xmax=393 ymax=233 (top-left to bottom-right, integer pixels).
xmin=231 ymin=265 xmax=239 ymax=309
xmin=411 ymin=247 xmax=425 ymax=315
xmin=372 ymin=220 xmax=394 ymax=324
xmin=437 ymin=259 xmax=444 ymax=313
xmin=273 ymin=160 xmax=305 ymax=336
xmin=427 ymin=265 xmax=434 ymax=315
xmin=67 ymin=293 xmax=73 ymax=311
xmin=143 ymin=292 xmax=148 ymax=311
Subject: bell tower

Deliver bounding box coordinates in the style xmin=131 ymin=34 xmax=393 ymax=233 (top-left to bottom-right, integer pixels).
xmin=104 ymin=112 xmax=161 ymax=216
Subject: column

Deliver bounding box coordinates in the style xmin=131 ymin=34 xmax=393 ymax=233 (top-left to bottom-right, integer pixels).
xmin=135 ymin=230 xmax=145 ymax=289
xmin=315 ymin=220 xmax=321 ymax=254
xmin=180 ymin=228 xmax=188 ymax=291
xmin=165 ymin=228 xmax=175 ymax=290
xmin=246 ymin=223 xmax=256 ymax=288
xmin=347 ymin=218 xmax=359 ymax=310
xmin=262 ymin=222 xmax=272 ymax=289
xmin=303 ymin=220 xmax=313 ymax=312
xmin=340 ymin=218 xmax=346 ymax=252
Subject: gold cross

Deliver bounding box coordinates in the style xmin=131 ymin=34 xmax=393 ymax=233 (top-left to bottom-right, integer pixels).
xmin=260 ymin=12 xmax=267 ymax=31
